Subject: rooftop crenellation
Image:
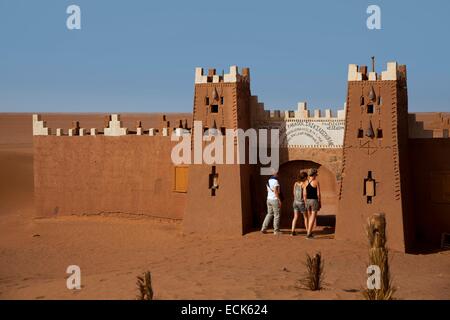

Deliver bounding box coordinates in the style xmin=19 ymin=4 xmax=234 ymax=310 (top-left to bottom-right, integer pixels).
xmin=32 ymin=114 xmax=192 ymax=137
xmin=253 ymin=100 xmax=346 ymax=121
xmin=348 ymin=61 xmax=407 ymax=82
xmin=195 ymin=66 xmax=250 ymax=84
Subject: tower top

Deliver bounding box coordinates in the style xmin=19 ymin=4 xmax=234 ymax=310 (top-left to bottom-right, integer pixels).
xmin=348 ymin=61 xmax=407 ymax=82
xmin=195 ymin=66 xmax=250 ymax=84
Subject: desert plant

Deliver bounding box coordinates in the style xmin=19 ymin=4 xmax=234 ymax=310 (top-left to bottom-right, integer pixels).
xmin=363 ymin=214 xmax=395 ymax=300
xmin=136 ymin=271 xmax=154 ymax=300
xmin=300 ymin=252 xmax=324 ymax=291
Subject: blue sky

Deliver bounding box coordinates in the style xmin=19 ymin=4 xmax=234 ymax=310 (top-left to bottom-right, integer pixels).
xmin=0 ymin=0 xmax=449 ymax=113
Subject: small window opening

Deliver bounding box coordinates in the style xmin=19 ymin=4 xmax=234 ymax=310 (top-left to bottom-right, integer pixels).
xmin=377 ymin=129 xmax=383 ymax=139
xmin=209 ymin=166 xmax=219 ymax=196
xmin=210 ymin=105 xmax=219 ymax=113
xmin=364 ymin=171 xmax=376 ymax=204
xmin=358 ymin=128 xmax=364 ymax=138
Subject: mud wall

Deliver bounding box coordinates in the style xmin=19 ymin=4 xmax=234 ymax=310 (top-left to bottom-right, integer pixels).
xmin=33 ymin=136 xmax=187 ymax=219
xmin=409 ymin=138 xmax=450 ymax=248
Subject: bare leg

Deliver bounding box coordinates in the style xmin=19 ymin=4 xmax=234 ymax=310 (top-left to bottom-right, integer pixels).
xmin=302 ymin=212 xmax=309 ymax=233
xmin=305 ymin=209 xmax=312 ymax=234
xmin=308 ymin=210 xmax=317 ymax=235
xmin=291 ymin=212 xmax=299 ymax=233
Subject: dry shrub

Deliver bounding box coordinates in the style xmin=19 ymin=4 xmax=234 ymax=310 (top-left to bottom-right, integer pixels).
xmin=363 ymin=214 xmax=395 ymax=300
xmin=300 ymin=252 xmax=324 ymax=291
xmin=137 ymin=271 xmax=154 ymax=300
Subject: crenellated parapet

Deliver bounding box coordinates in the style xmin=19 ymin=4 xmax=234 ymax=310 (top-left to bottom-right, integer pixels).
xmin=252 ymin=101 xmax=346 ymax=122
xmin=32 ymin=114 xmax=192 ymax=137
xmin=409 ymin=112 xmax=450 ymax=138
xmin=195 ymin=65 xmax=250 ymax=84
xmin=348 ymin=61 xmax=407 ymax=82
xmin=251 ymin=99 xmax=347 ymax=148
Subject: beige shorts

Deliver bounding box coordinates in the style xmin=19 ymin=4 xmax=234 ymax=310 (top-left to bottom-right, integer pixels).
xmin=306 ymin=199 xmax=320 ymax=212
xmin=293 ymin=201 xmax=306 ymax=213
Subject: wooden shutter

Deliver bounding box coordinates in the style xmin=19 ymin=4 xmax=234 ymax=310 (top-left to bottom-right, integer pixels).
xmin=174 ymin=166 xmax=189 ymax=193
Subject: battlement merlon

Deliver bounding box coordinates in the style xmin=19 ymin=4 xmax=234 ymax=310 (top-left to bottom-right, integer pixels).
xmin=348 ymin=61 xmax=407 ymax=82
xmin=32 ymin=114 xmax=51 ymax=136
xmin=195 ymin=66 xmax=250 ymax=84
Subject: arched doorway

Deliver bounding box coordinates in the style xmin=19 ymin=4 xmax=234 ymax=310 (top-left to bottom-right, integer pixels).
xmin=278 ymin=160 xmax=338 ymax=230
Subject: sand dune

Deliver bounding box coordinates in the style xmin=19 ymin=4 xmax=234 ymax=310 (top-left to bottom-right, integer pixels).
xmin=0 ymin=113 xmax=449 ymax=300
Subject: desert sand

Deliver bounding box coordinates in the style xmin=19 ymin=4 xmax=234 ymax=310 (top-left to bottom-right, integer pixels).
xmin=0 ymin=113 xmax=449 ymax=300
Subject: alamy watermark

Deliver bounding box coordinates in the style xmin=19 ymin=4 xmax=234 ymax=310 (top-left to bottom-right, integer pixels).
xmin=64 ymin=5 xmax=380 ymax=31
xmin=367 ymin=5 xmax=381 ymax=30
xmin=367 ymin=265 xmax=381 ymax=289
xmin=171 ymin=121 xmax=280 ymax=176
xmin=66 ymin=5 xmax=81 ymax=30
xmin=66 ymin=265 xmax=81 ymax=290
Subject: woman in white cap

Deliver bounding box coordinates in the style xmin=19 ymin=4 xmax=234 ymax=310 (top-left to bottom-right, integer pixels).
xmin=303 ymin=168 xmax=321 ymax=238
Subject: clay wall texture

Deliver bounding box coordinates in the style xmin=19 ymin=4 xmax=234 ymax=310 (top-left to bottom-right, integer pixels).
xmin=408 ymin=138 xmax=450 ymax=247
xmin=33 ymin=136 xmax=186 ymax=220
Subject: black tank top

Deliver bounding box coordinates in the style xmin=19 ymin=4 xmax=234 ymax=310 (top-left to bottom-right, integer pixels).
xmin=306 ymin=180 xmax=318 ymax=199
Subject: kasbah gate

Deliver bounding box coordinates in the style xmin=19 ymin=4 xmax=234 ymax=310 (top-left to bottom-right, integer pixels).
xmin=32 ymin=59 xmax=450 ymax=253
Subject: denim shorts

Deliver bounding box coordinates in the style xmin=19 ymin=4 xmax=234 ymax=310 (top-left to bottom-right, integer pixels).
xmin=306 ymin=199 xmax=320 ymax=211
xmin=293 ymin=201 xmax=306 ymax=213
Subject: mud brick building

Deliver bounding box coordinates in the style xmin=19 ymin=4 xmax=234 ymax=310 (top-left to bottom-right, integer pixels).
xmin=32 ymin=61 xmax=450 ymax=252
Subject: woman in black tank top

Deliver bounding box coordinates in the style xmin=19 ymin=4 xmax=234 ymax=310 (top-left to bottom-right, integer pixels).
xmin=306 ymin=181 xmax=319 ymax=199
xmin=303 ymin=168 xmax=321 ymax=239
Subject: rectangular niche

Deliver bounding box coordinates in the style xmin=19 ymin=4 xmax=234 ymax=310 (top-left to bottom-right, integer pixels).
xmin=358 ymin=128 xmax=364 ymax=138
xmin=377 ymin=129 xmax=383 ymax=138
xmin=210 ymin=105 xmax=219 ymax=113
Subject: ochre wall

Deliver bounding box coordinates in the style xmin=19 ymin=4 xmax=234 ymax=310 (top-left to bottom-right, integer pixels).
xmin=408 ymin=138 xmax=450 ymax=248
xmin=183 ymin=163 xmax=256 ymax=235
xmin=33 ymin=136 xmax=187 ymax=219
xmin=336 ymin=80 xmax=413 ymax=252
xmin=409 ymin=113 xmax=450 ymax=138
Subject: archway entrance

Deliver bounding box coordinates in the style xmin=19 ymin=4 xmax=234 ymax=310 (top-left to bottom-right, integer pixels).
xmin=278 ymin=160 xmax=338 ymax=230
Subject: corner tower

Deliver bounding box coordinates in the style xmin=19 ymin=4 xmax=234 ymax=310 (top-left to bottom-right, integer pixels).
xmin=183 ymin=66 xmax=256 ymax=235
xmin=336 ymin=61 xmax=414 ymax=252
